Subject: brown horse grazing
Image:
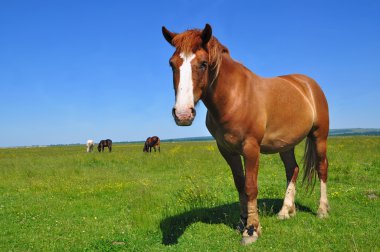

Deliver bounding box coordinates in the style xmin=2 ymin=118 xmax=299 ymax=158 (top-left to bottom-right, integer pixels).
xmin=98 ymin=139 xmax=112 ymax=152
xmin=162 ymin=24 xmax=329 ymax=245
xmin=143 ymin=136 xmax=161 ymax=152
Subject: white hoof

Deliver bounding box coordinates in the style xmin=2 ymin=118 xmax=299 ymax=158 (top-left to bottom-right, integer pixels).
xmin=317 ymin=202 xmax=330 ymax=218
xmin=317 ymin=208 xmax=329 ymax=218
xmin=278 ymin=205 xmax=296 ymax=220
xmin=277 ymin=212 xmax=290 ymax=220
xmin=240 ymin=225 xmax=261 ymax=245
xmin=241 ymin=234 xmax=258 ymax=245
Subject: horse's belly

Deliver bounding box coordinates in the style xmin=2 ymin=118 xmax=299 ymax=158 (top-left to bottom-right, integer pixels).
xmin=260 ymin=139 xmax=297 ymax=154
xmin=261 ymin=101 xmax=314 ymax=153
xmin=260 ymin=130 xmax=309 ymax=154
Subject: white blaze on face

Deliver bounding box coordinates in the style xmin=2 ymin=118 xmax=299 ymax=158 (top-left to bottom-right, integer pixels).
xmin=175 ymin=52 xmax=196 ymax=112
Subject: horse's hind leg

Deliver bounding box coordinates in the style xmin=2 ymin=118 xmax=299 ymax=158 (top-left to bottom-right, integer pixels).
xmin=278 ymin=148 xmax=299 ymax=219
xmin=314 ymin=132 xmax=329 ymax=218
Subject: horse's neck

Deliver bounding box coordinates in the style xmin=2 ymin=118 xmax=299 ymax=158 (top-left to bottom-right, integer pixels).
xmin=203 ymin=55 xmax=259 ymax=120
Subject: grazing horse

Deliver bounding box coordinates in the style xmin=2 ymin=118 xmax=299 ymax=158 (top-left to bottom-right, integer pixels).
xmin=98 ymin=139 xmax=112 ymax=152
xmin=143 ymin=136 xmax=161 ymax=152
xmin=162 ymin=24 xmax=329 ymax=245
xmin=86 ymin=139 xmax=94 ymax=153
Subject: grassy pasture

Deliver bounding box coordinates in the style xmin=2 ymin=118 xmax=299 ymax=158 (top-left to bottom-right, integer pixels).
xmin=0 ymin=136 xmax=379 ymax=251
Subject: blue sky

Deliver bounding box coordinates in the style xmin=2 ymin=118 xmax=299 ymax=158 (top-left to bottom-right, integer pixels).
xmin=1 ymin=1 xmax=379 ymax=147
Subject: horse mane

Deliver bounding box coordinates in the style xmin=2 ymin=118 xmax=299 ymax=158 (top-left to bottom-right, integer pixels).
xmin=172 ymin=29 xmax=230 ymax=82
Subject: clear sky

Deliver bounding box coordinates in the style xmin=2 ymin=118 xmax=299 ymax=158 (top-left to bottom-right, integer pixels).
xmin=1 ymin=0 xmax=379 ymax=147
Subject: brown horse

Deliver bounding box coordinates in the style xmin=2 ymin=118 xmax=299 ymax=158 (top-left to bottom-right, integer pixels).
xmin=143 ymin=136 xmax=161 ymax=152
xmin=98 ymin=139 xmax=112 ymax=152
xmin=162 ymin=24 xmax=329 ymax=245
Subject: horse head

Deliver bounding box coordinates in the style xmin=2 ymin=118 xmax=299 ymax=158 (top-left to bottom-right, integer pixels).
xmin=143 ymin=137 xmax=150 ymax=152
xmin=162 ymin=24 xmax=217 ymax=126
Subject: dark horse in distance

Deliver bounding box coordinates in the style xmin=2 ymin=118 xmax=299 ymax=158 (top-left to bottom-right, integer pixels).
xmin=98 ymin=139 xmax=112 ymax=152
xmin=143 ymin=136 xmax=161 ymax=152
xmin=162 ymin=24 xmax=329 ymax=245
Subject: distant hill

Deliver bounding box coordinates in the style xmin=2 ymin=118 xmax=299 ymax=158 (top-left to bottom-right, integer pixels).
xmin=329 ymin=128 xmax=380 ymax=136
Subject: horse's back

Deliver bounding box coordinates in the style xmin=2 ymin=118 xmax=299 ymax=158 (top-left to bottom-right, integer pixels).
xmin=99 ymin=139 xmax=112 ymax=146
xmin=278 ymin=74 xmax=329 ymax=133
xmin=151 ymin=136 xmax=160 ymax=146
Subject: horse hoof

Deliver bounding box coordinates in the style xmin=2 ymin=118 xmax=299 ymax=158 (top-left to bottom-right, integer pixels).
xmin=317 ymin=203 xmax=329 ymax=218
xmin=240 ymin=234 xmax=258 ymax=245
xmin=317 ymin=209 xmax=329 ymax=219
xmin=240 ymin=225 xmax=260 ymax=245
xmin=277 ymin=213 xmax=290 ymax=220
xmin=278 ymin=210 xmax=296 ymax=220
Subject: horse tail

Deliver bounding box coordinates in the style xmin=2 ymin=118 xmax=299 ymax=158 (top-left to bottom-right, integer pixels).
xmin=302 ymin=135 xmax=318 ymax=191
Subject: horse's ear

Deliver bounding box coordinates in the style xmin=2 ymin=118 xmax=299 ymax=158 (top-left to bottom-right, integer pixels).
xmin=162 ymin=26 xmax=176 ymax=46
xmin=201 ymin=24 xmax=212 ymax=45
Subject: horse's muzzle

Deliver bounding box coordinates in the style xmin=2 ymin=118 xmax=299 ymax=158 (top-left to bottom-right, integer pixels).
xmin=172 ymin=107 xmax=196 ymax=126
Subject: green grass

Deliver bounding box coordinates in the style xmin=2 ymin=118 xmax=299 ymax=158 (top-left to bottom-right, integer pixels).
xmin=0 ymin=136 xmax=379 ymax=251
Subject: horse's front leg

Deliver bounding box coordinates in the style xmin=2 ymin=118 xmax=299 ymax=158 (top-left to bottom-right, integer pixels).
xmin=241 ymin=141 xmax=261 ymax=245
xmin=217 ymin=144 xmax=247 ymax=231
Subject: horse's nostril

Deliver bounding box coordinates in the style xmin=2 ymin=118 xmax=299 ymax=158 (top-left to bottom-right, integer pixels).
xmin=172 ymin=108 xmax=176 ymax=117
xmin=191 ymin=107 xmax=196 ymax=116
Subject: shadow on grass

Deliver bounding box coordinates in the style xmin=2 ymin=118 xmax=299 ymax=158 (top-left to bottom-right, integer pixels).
xmin=160 ymin=198 xmax=312 ymax=245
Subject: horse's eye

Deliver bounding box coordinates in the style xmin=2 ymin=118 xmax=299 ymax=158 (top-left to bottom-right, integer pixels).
xmin=199 ymin=61 xmax=208 ymax=70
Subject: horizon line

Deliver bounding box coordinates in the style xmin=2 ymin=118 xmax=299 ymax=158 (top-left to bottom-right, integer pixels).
xmin=1 ymin=128 xmax=379 ymax=149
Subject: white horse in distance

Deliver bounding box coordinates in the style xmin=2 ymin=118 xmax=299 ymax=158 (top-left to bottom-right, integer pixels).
xmin=86 ymin=140 xmax=94 ymax=153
